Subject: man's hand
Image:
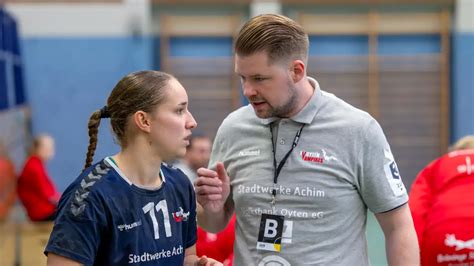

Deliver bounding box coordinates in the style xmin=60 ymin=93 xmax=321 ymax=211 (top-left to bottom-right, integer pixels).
xmin=195 ymin=256 xmax=223 ymax=266
xmin=194 ymin=162 xmax=230 ymax=214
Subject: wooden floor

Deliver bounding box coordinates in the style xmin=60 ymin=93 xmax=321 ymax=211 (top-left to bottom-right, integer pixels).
xmin=0 ymin=221 xmax=16 ymax=266
xmin=0 ymin=221 xmax=53 ymax=266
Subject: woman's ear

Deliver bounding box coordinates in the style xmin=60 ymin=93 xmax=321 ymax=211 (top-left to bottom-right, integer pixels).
xmin=133 ymin=111 xmax=152 ymax=133
xmin=290 ymin=59 xmax=305 ymax=83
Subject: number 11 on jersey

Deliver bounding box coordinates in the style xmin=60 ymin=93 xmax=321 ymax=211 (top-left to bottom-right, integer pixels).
xmin=143 ymin=200 xmax=172 ymax=239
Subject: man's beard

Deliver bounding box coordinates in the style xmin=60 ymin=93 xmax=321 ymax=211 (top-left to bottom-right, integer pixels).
xmin=263 ymin=82 xmax=298 ymax=119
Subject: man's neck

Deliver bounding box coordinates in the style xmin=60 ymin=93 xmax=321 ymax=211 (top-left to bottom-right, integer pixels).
xmin=284 ymin=77 xmax=315 ymax=118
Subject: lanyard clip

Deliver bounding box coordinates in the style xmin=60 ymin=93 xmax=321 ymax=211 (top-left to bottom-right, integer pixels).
xmin=271 ymin=195 xmax=277 ymax=214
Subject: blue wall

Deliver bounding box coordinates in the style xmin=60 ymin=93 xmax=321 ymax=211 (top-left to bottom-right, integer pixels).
xmin=170 ymin=37 xmax=232 ymax=57
xmin=452 ymin=33 xmax=474 ymax=141
xmin=309 ymin=35 xmax=368 ymax=55
xmin=22 ymin=36 xmax=153 ymax=191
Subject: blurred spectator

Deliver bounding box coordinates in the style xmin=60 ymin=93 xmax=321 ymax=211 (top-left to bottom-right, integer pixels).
xmin=409 ymin=135 xmax=474 ymax=266
xmin=175 ymin=133 xmax=212 ymax=183
xmin=17 ymin=134 xmax=60 ymax=221
xmin=0 ymin=141 xmax=16 ymax=221
xmin=174 ymin=133 xmax=235 ymax=264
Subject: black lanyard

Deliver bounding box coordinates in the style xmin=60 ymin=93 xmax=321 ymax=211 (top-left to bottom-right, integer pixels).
xmin=269 ymin=123 xmax=305 ymax=205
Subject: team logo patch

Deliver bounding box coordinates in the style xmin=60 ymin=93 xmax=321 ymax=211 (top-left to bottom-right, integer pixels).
xmin=383 ymin=149 xmax=406 ymax=196
xmin=389 ymin=161 xmax=400 ymax=179
xmin=172 ymin=207 xmax=190 ymax=222
xmin=300 ymin=149 xmax=338 ymax=164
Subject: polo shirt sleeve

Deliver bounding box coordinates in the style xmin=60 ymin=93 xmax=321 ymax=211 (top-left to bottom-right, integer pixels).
xmin=358 ymin=118 xmax=408 ymax=213
xmin=209 ymin=123 xmax=226 ymax=170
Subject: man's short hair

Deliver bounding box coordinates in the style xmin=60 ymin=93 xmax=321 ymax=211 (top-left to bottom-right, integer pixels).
xmin=234 ymin=14 xmax=309 ymax=65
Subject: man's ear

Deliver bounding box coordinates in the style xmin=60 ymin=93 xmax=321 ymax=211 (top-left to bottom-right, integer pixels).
xmin=290 ymin=59 xmax=305 ymax=83
xmin=133 ymin=111 xmax=152 ymax=133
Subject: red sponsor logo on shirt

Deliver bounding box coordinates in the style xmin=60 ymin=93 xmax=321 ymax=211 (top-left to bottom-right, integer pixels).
xmin=172 ymin=207 xmax=190 ymax=222
xmin=301 ymin=151 xmax=324 ymax=163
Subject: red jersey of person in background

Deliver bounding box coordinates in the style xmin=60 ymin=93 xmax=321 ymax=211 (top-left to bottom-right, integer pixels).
xmin=197 ymin=214 xmax=236 ymax=265
xmin=409 ymin=149 xmax=474 ymax=266
xmin=17 ymin=155 xmax=60 ymax=221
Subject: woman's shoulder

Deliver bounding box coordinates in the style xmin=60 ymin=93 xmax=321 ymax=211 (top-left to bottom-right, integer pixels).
xmin=75 ymin=159 xmax=115 ymax=185
xmin=63 ymin=159 xmax=117 ymax=200
xmin=58 ymin=159 xmax=118 ymax=218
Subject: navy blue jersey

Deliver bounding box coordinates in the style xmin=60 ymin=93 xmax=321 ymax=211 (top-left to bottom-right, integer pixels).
xmin=45 ymin=158 xmax=197 ymax=265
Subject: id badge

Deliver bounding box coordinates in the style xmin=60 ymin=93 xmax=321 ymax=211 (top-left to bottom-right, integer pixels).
xmin=256 ymin=213 xmax=285 ymax=252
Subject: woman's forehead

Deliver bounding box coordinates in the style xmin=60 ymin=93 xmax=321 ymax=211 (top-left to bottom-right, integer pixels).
xmin=162 ymin=79 xmax=188 ymax=104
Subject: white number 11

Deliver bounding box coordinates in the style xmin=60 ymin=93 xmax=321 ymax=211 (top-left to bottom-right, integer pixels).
xmin=142 ymin=200 xmax=172 ymax=239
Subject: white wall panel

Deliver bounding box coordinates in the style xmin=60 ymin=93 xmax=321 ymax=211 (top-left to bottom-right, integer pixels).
xmin=5 ymin=0 xmax=151 ymax=37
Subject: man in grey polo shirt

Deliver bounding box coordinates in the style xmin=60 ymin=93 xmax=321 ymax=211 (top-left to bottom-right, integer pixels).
xmin=195 ymin=14 xmax=419 ymax=265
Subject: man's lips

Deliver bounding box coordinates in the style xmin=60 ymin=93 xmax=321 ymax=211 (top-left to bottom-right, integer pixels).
xmin=251 ymin=101 xmax=266 ymax=106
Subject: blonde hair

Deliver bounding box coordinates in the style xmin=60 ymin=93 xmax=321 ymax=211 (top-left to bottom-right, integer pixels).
xmin=449 ymin=135 xmax=474 ymax=151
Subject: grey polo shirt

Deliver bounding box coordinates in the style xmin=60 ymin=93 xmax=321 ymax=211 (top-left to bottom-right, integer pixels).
xmin=209 ymin=77 xmax=408 ymax=265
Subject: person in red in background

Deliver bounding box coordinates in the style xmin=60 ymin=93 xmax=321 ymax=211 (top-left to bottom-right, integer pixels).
xmin=197 ymin=214 xmax=236 ymax=266
xmin=17 ymin=134 xmax=60 ymax=221
xmin=0 ymin=141 xmax=16 ymax=221
xmin=409 ymin=135 xmax=474 ymax=266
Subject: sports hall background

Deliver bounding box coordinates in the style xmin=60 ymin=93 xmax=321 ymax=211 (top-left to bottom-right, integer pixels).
xmin=0 ymin=0 xmax=473 ymax=265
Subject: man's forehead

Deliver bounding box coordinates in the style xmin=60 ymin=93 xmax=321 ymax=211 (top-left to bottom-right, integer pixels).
xmin=235 ymin=51 xmax=269 ymax=63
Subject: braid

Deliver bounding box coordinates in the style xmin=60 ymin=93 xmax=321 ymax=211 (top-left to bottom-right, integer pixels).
xmin=84 ymin=111 xmax=102 ymax=170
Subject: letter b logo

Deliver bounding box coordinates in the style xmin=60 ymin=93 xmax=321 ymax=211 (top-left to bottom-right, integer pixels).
xmin=264 ymin=219 xmax=278 ymax=238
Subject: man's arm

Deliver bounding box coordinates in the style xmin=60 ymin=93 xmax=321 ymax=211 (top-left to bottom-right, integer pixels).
xmin=196 ymin=200 xmax=234 ymax=233
xmin=374 ymin=203 xmax=420 ymax=266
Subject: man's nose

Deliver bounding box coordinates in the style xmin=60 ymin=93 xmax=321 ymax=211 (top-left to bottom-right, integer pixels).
xmin=242 ymin=81 xmax=257 ymax=98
